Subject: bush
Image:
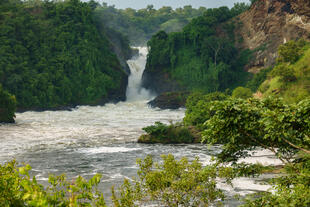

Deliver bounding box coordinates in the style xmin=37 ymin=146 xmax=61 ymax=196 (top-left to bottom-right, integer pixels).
xmin=277 ymin=39 xmax=307 ymax=64
xmin=139 ymin=122 xmax=198 ymax=144
xmin=270 ymin=64 xmax=296 ymax=82
xmin=0 ymin=160 xmax=107 ymax=206
xmin=112 ymin=155 xmax=233 ymax=207
xmin=232 ymin=87 xmax=252 ymax=99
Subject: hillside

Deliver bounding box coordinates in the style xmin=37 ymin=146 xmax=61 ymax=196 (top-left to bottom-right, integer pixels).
xmin=142 ymin=4 xmax=251 ymax=94
xmin=258 ymin=40 xmax=310 ymax=102
xmin=142 ymin=0 xmax=310 ymax=95
xmin=0 ymin=0 xmax=129 ymax=111
xmin=236 ymin=0 xmax=310 ymax=73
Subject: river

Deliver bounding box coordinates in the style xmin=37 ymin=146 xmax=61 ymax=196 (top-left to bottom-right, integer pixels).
xmin=0 ymin=47 xmax=280 ymax=206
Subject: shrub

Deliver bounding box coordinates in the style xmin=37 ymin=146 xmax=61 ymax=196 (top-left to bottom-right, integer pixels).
xmin=270 ymin=64 xmax=296 ymax=82
xmin=112 ymin=155 xmax=233 ymax=207
xmin=140 ymin=122 xmax=196 ymax=144
xmin=232 ymin=87 xmax=252 ymax=99
xmin=0 ymin=160 xmax=107 ymax=206
xmin=277 ymin=39 xmax=307 ymax=64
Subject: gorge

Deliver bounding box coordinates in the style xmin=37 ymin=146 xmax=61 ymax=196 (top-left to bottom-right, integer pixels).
xmin=1 ymin=0 xmax=310 ymax=206
xmin=0 ymin=46 xmax=281 ymax=205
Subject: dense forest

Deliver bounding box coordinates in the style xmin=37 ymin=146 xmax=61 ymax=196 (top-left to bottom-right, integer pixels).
xmin=143 ymin=3 xmax=252 ymax=94
xmin=92 ymin=2 xmax=210 ymax=46
xmin=0 ymin=0 xmax=128 ymax=112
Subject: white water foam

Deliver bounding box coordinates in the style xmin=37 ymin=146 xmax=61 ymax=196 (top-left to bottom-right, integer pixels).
xmin=80 ymin=147 xmax=141 ymax=154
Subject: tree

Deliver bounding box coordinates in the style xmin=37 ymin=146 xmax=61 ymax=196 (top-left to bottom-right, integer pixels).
xmin=203 ymin=98 xmax=310 ymax=163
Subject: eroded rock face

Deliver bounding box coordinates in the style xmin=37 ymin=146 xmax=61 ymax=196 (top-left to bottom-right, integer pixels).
xmin=236 ymin=0 xmax=310 ymax=73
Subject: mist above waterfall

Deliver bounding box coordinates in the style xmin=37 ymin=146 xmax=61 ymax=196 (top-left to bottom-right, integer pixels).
xmin=126 ymin=47 xmax=153 ymax=102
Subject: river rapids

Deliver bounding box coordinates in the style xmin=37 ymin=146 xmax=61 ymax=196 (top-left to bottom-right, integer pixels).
xmin=0 ymin=47 xmax=281 ymax=206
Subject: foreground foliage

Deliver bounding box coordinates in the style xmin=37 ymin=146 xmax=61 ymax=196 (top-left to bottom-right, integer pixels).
xmin=112 ymin=155 xmax=239 ymax=207
xmin=0 ymin=160 xmax=106 ymax=207
xmin=203 ymin=98 xmax=310 ymax=162
xmin=201 ymin=97 xmax=310 ymax=206
xmin=1 ymin=155 xmax=265 ymax=207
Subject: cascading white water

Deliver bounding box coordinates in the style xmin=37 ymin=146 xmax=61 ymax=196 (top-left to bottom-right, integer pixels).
xmin=126 ymin=47 xmax=153 ymax=101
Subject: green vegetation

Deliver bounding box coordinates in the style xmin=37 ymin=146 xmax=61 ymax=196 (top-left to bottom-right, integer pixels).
xmin=1 ymin=156 xmax=265 ymax=207
xmin=184 ymin=92 xmax=228 ymax=130
xmin=2 ymin=94 xmax=310 ymax=206
xmin=202 ymin=97 xmax=310 ymax=206
xmin=138 ymin=121 xmax=200 ymax=144
xmin=0 ymin=0 xmax=128 ymax=110
xmin=145 ymin=4 xmax=251 ymax=93
xmin=232 ymin=87 xmax=252 ymax=99
xmin=259 ymin=40 xmax=310 ymax=103
xmin=139 ymin=39 xmax=310 ymax=205
xmin=0 ymin=85 xmax=16 ymax=123
xmin=112 ymin=155 xmax=234 ymax=207
xmin=93 ymin=4 xmax=215 ymax=45
xmin=0 ymin=160 xmax=107 ymax=206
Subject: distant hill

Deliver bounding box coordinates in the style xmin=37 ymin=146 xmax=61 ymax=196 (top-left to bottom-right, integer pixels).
xmin=93 ymin=4 xmax=208 ymax=46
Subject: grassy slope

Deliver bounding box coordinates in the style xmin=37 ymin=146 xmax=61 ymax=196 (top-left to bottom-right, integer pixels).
xmin=260 ymin=47 xmax=310 ymax=103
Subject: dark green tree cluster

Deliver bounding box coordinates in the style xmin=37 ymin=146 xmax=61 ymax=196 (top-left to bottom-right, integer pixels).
xmin=0 ymin=84 xmax=16 ymax=123
xmin=145 ymin=5 xmax=251 ymax=93
xmin=93 ymin=3 xmax=219 ymax=45
xmin=0 ymin=0 xmax=127 ymax=110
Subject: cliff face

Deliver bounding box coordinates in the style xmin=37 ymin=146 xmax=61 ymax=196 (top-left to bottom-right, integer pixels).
xmin=236 ymin=0 xmax=310 ymax=73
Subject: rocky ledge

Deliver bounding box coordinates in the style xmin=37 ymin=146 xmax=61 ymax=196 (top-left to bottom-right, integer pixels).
xmin=148 ymin=91 xmax=189 ymax=109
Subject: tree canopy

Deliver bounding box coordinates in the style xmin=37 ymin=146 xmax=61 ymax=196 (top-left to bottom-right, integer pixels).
xmin=144 ymin=4 xmax=251 ymax=93
xmin=0 ymin=0 xmax=127 ymax=110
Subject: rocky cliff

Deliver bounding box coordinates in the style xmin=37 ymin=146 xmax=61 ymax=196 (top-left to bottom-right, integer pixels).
xmin=236 ymin=0 xmax=310 ymax=73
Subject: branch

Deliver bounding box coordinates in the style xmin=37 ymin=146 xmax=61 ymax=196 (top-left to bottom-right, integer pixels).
xmin=281 ymin=137 xmax=310 ymax=154
xmin=241 ymin=130 xmax=290 ymax=164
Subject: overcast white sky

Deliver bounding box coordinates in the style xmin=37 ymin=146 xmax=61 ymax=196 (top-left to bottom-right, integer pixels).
xmin=97 ymin=0 xmax=250 ymax=10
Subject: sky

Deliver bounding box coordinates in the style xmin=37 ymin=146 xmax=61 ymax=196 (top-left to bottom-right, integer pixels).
xmin=96 ymin=0 xmax=251 ymax=10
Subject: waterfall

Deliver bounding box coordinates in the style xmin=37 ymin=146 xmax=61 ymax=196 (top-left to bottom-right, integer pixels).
xmin=126 ymin=47 xmax=153 ymax=101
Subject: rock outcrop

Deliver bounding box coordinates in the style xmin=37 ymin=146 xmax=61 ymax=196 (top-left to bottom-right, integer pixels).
xmin=147 ymin=92 xmax=189 ymax=109
xmin=236 ymin=0 xmax=310 ymax=73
